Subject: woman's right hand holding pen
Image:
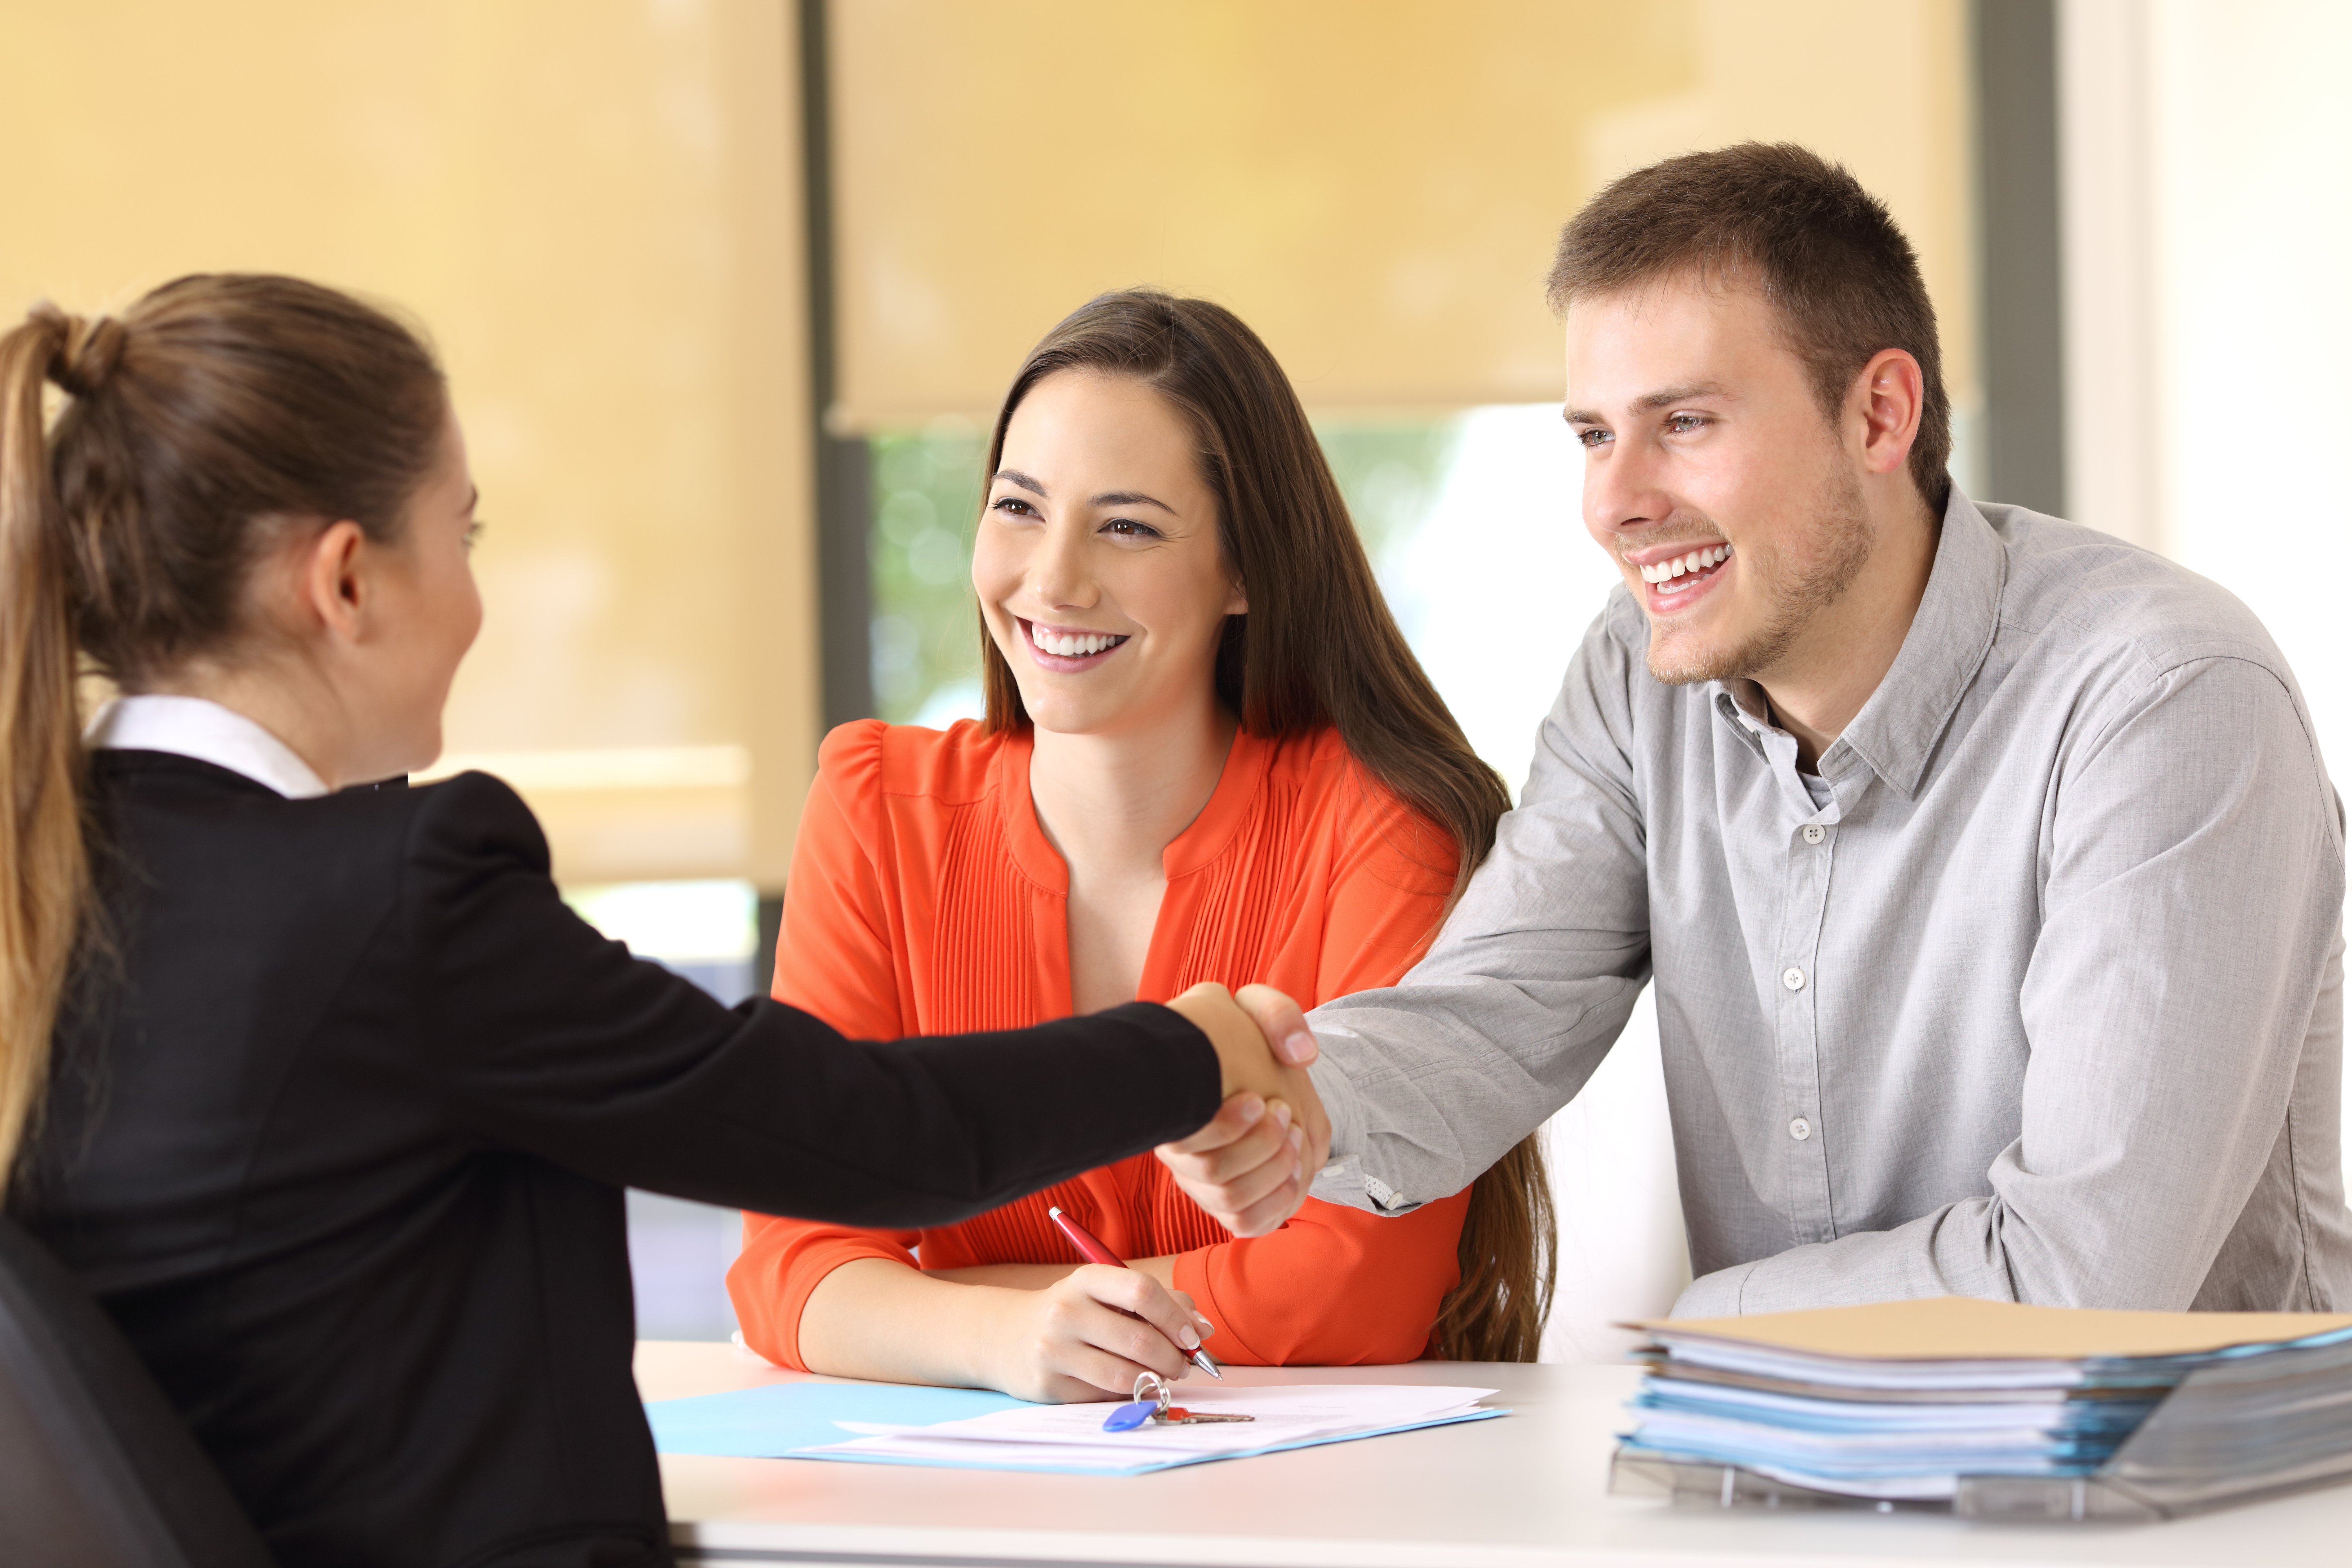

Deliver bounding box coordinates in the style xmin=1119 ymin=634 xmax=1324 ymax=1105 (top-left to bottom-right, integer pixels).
xmin=966 ymin=1262 xmax=1214 ymax=1404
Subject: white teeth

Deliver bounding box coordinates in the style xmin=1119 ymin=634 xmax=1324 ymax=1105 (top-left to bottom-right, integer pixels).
xmin=1029 ymin=624 xmax=1125 ymax=658
xmin=1639 ymin=544 xmax=1732 ymax=585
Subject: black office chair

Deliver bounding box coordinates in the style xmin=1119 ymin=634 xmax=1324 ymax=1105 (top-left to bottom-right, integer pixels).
xmin=0 ymin=1213 xmax=273 ymax=1566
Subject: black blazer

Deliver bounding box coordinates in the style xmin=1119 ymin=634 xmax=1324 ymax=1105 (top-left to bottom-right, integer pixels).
xmin=12 ymin=752 xmax=1218 ymax=1568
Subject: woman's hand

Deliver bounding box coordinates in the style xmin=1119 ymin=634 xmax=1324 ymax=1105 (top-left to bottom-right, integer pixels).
xmin=1162 ymin=982 xmax=1328 ymax=1236
xmin=975 ymin=1264 xmax=1214 ymax=1403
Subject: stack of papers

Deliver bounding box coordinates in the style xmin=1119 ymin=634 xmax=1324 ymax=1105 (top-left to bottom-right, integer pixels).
xmin=1616 ymin=1297 xmax=2352 ymax=1504
xmin=650 ymin=1378 xmax=1503 ymax=1477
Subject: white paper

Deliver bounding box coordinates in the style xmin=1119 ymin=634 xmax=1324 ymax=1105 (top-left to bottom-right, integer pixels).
xmin=806 ymin=1383 xmax=1497 ymax=1471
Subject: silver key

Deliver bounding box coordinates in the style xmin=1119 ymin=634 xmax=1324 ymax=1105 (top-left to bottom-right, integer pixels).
xmin=1131 ymin=1372 xmax=1255 ymax=1425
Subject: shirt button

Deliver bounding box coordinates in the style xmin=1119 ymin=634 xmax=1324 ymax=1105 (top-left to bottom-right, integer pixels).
xmin=1790 ymin=1117 xmax=1813 ymax=1141
xmin=1782 ymin=966 xmax=1806 ymax=991
xmin=1802 ymin=824 xmax=1826 ymax=844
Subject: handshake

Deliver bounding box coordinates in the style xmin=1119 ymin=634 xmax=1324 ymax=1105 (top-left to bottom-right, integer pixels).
xmin=1158 ymin=982 xmax=1331 ymax=1238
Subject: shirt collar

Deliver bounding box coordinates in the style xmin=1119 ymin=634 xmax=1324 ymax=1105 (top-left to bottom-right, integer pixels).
xmin=1711 ymin=486 xmax=2006 ymax=801
xmin=87 ymin=695 xmax=331 ymax=800
xmin=1825 ymin=487 xmax=2007 ymax=797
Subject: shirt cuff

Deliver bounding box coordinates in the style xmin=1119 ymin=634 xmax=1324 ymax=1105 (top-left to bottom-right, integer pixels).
xmin=1303 ymin=1047 xmax=1425 ymax=1215
xmin=1306 ymin=1043 xmax=1361 ymax=1162
xmin=1305 ymin=1047 xmax=1369 ymax=1207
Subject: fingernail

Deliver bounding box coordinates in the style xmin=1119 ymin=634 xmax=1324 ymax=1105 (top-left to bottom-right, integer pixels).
xmin=1272 ymin=1102 xmax=1292 ymax=1131
xmin=1288 ymin=1125 xmax=1305 ymax=1153
xmin=1235 ymin=1097 xmax=1265 ymax=1125
xmin=1195 ymin=1314 xmax=1215 ymax=1337
xmin=1283 ymin=1030 xmax=1316 ymax=1063
xmin=1294 ymin=1158 xmax=1305 ymax=1183
xmin=1179 ymin=1324 xmax=1200 ymax=1348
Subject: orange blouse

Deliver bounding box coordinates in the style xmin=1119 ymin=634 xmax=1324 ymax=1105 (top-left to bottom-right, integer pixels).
xmin=728 ymin=718 xmax=1473 ymax=1370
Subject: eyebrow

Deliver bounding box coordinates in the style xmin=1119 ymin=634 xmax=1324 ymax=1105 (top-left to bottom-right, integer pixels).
xmin=990 ymin=471 xmax=1178 ymax=514
xmin=1090 ymin=490 xmax=1176 ymax=514
xmin=1563 ymin=380 xmax=1737 ymax=426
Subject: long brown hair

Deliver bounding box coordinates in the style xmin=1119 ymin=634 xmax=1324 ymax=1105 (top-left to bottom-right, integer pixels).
xmin=980 ymin=290 xmax=1555 ymax=1361
xmin=0 ymin=275 xmax=445 ymax=1184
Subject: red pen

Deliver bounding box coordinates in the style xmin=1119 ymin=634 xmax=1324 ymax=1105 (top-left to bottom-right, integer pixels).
xmin=1047 ymin=1205 xmax=1224 ymax=1379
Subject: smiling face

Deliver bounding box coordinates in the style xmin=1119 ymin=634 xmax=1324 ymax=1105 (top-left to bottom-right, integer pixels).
xmin=973 ymin=370 xmax=1245 ymax=739
xmin=1566 ymin=272 xmax=1873 ymax=687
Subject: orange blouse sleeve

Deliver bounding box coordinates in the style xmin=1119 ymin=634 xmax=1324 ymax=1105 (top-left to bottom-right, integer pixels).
xmin=1170 ymin=764 xmax=1471 ymax=1364
xmin=726 ymin=721 xmax=923 ymax=1370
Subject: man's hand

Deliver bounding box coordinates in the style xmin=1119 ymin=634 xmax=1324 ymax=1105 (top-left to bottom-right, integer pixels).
xmin=1159 ymin=983 xmax=1327 ymax=1237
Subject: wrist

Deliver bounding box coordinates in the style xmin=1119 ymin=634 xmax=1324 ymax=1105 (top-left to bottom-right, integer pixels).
xmin=958 ymin=1283 xmax=1033 ymax=1392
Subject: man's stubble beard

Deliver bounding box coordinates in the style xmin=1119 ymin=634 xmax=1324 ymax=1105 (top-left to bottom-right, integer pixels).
xmin=1644 ymin=465 xmax=1873 ymax=688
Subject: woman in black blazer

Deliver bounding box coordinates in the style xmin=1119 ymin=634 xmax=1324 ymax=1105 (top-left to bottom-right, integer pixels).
xmin=0 ymin=276 xmax=1323 ymax=1568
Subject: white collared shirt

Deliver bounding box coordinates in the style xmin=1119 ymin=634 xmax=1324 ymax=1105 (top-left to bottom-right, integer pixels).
xmin=87 ymin=694 xmax=330 ymax=800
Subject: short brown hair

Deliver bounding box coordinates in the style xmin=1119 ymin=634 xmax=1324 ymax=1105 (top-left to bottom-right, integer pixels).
xmin=1548 ymin=142 xmax=1952 ymax=512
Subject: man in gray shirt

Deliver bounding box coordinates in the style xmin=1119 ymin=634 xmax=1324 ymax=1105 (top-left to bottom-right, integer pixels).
xmin=1163 ymin=143 xmax=2352 ymax=1316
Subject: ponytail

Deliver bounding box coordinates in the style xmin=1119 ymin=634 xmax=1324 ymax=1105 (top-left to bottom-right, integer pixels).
xmin=0 ymin=276 xmax=445 ymax=1190
xmin=0 ymin=308 xmax=111 ymax=1180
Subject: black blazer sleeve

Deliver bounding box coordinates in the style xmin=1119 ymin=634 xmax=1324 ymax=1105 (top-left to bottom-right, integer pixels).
xmin=382 ymin=773 xmax=1221 ymax=1225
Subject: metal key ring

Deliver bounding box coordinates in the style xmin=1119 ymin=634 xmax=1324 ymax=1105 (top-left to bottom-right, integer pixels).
xmin=1131 ymin=1371 xmax=1173 ymax=1418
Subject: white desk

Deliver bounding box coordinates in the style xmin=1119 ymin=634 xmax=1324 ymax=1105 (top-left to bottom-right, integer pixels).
xmin=639 ymin=1340 xmax=2352 ymax=1567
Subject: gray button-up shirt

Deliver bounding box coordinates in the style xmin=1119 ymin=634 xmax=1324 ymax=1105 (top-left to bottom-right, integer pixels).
xmin=1308 ymin=492 xmax=2352 ymax=1316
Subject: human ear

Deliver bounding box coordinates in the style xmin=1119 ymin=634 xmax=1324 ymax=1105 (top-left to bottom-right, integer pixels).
xmin=1853 ymin=349 xmax=1924 ymax=477
xmin=295 ymin=521 xmax=372 ymax=645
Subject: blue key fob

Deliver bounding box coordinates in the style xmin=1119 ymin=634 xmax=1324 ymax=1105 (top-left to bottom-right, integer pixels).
xmin=1102 ymin=1401 xmax=1157 ymax=1432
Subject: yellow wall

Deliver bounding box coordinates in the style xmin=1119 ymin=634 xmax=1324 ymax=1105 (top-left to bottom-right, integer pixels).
xmin=830 ymin=0 xmax=1978 ymax=429
xmin=4 ymin=0 xmax=1979 ymax=887
xmin=0 ymin=0 xmax=816 ymax=887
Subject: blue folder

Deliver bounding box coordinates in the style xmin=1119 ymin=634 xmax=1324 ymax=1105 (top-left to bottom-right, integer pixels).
xmin=646 ymin=1379 xmax=1504 ymax=1476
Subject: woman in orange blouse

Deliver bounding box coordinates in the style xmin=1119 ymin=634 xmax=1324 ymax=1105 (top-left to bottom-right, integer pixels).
xmin=729 ymin=291 xmax=1553 ymax=1401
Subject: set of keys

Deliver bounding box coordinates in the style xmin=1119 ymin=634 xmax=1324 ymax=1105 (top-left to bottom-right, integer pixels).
xmin=1101 ymin=1372 xmax=1258 ymax=1432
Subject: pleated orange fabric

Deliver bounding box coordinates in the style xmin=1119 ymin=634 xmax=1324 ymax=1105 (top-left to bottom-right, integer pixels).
xmin=728 ymin=717 xmax=1474 ymax=1370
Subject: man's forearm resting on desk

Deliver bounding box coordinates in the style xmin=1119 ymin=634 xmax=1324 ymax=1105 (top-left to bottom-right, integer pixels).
xmin=1284 ymin=637 xmax=2350 ymax=1316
